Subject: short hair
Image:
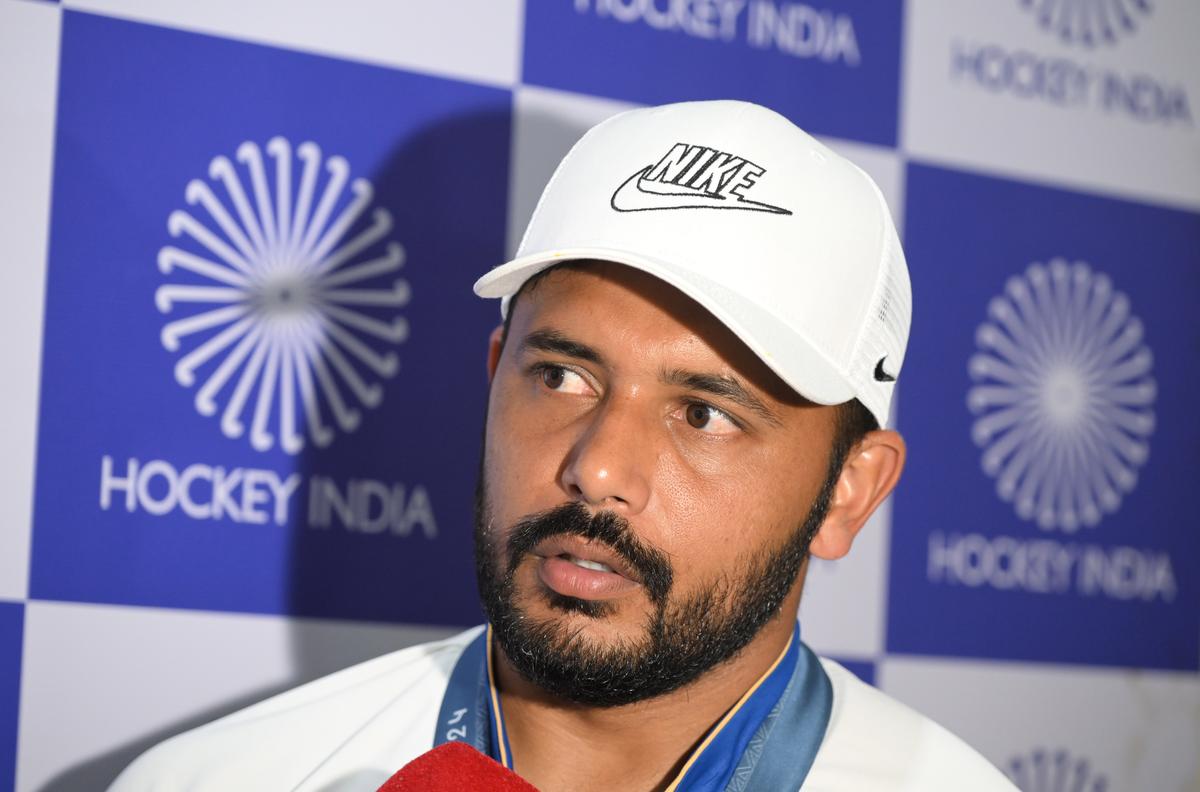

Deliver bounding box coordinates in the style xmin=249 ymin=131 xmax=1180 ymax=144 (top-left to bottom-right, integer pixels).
xmin=497 ymin=262 xmax=879 ymax=466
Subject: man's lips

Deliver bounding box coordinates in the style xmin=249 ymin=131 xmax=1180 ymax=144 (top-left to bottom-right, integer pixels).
xmin=530 ymin=536 xmax=643 ymax=601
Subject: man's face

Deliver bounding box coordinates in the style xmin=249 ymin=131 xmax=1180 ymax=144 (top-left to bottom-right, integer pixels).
xmin=475 ymin=262 xmax=840 ymax=706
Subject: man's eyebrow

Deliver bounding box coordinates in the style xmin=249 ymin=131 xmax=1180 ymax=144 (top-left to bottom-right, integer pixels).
xmin=519 ymin=329 xmax=606 ymax=366
xmin=661 ymin=369 xmax=783 ymax=427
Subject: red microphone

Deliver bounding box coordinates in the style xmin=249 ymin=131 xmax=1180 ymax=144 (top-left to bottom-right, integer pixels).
xmin=378 ymin=742 xmax=540 ymax=791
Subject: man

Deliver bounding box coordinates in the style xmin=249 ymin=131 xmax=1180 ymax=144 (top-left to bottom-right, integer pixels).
xmin=112 ymin=100 xmax=1017 ymax=791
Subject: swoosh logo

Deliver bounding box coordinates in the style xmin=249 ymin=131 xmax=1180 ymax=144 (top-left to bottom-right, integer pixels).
xmin=874 ymin=356 xmax=896 ymax=383
xmin=610 ymin=166 xmax=792 ymax=215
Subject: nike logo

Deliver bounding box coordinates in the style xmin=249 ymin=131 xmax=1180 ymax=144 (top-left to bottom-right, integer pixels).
xmin=874 ymin=357 xmax=896 ymax=383
xmin=610 ymin=142 xmax=792 ymax=215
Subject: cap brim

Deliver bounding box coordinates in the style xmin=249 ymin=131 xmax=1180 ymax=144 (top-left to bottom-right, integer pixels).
xmin=474 ymin=247 xmax=855 ymax=408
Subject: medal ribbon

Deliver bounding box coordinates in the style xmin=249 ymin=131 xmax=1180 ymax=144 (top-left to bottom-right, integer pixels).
xmin=434 ymin=622 xmax=832 ymax=791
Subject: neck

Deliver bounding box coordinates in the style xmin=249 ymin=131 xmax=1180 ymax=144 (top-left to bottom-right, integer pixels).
xmin=493 ymin=605 xmax=799 ymax=792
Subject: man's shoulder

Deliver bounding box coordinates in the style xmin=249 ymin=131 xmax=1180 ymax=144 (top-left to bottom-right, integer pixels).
xmin=806 ymin=657 xmax=1018 ymax=792
xmin=107 ymin=625 xmax=484 ymax=792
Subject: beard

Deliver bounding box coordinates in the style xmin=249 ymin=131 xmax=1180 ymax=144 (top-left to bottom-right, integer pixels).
xmin=473 ymin=456 xmax=841 ymax=708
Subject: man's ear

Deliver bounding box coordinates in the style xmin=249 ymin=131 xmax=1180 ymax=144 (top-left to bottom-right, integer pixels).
xmin=808 ymin=429 xmax=906 ymax=561
xmin=486 ymin=325 xmax=504 ymax=383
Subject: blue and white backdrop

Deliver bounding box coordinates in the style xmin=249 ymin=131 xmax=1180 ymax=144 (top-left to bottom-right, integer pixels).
xmin=1 ymin=1 xmax=1197 ymax=790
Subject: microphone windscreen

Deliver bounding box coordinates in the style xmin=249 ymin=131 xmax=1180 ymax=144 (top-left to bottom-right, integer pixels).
xmin=377 ymin=742 xmax=540 ymax=791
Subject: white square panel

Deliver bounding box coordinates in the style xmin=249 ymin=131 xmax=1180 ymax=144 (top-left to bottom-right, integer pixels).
xmin=903 ymin=0 xmax=1200 ymax=210
xmin=799 ymin=497 xmax=891 ymax=659
xmin=63 ymin=0 xmax=524 ymax=88
xmin=879 ymin=655 xmax=1200 ymax=791
xmin=16 ymin=601 xmax=458 ymax=792
xmin=0 ymin=0 xmax=60 ymax=602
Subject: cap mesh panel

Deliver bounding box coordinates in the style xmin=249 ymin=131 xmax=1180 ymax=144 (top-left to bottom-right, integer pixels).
xmin=846 ymin=198 xmax=911 ymax=429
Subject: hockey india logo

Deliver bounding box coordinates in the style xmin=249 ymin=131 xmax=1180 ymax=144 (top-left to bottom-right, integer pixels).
xmin=1006 ymin=748 xmax=1109 ymax=792
xmin=1017 ymin=0 xmax=1152 ymax=48
xmin=156 ymin=138 xmax=409 ymax=454
xmin=967 ymin=259 xmax=1155 ymax=532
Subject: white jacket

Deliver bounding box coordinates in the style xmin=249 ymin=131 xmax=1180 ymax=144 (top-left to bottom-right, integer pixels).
xmin=109 ymin=625 xmax=1017 ymax=791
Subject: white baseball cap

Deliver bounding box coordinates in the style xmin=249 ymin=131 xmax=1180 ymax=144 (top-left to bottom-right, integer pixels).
xmin=474 ymin=100 xmax=911 ymax=428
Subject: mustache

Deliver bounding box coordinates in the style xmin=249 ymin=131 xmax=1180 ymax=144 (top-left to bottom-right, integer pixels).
xmin=505 ymin=502 xmax=674 ymax=605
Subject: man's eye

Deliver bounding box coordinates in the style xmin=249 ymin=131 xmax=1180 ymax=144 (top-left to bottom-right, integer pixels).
xmin=683 ymin=403 xmax=739 ymax=435
xmin=538 ymin=365 xmax=591 ymax=395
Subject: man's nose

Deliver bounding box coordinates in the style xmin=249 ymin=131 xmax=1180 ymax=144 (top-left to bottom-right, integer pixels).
xmin=559 ymin=395 xmax=652 ymax=515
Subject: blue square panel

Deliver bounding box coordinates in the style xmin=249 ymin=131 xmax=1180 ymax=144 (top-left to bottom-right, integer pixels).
xmin=522 ymin=0 xmax=901 ymax=147
xmin=0 ymin=602 xmax=22 ymax=792
xmin=31 ymin=12 xmax=512 ymax=624
xmin=888 ymin=162 xmax=1200 ymax=670
xmin=828 ymin=656 xmax=875 ymax=686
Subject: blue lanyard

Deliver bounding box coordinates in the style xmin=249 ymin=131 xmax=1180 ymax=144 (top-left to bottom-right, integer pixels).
xmin=433 ymin=623 xmax=831 ymax=791
xmin=724 ymin=635 xmax=833 ymax=791
xmin=431 ymin=625 xmax=494 ymax=758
